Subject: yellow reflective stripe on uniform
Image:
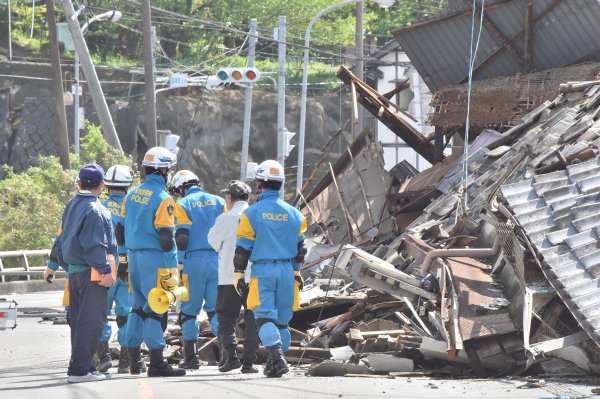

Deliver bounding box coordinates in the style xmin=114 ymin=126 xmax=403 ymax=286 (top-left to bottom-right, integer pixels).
xmin=62 ymin=280 xmax=69 ymax=307
xmin=236 ymin=212 xmax=256 ymax=241
xmin=246 ymin=277 xmax=260 ymax=310
xmin=174 ymin=203 xmax=191 ymax=226
xmin=120 ymin=195 xmax=127 ymax=218
xmin=154 ymin=198 xmax=176 ymax=230
xmin=299 ymin=216 xmax=307 ymax=236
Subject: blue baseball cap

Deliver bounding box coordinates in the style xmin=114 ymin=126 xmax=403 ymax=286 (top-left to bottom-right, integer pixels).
xmin=78 ymin=163 xmax=105 ymax=187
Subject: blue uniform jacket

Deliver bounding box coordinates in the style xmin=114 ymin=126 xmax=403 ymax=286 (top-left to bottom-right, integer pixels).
xmin=102 ymin=192 xmax=126 ymax=255
xmin=174 ymin=186 xmax=225 ymax=257
xmin=236 ymin=189 xmax=307 ymax=268
xmin=56 ymin=191 xmax=117 ymax=274
xmin=121 ymin=174 xmax=177 ymax=266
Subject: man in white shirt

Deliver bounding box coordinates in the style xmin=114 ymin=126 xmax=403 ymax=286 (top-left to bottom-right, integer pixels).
xmin=208 ymin=180 xmax=260 ymax=373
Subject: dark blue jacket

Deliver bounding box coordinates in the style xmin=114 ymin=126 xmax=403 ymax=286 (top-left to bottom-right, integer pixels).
xmin=56 ymin=191 xmax=117 ymax=274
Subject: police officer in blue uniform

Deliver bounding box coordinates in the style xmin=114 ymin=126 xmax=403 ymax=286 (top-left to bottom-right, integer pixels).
xmin=121 ymin=147 xmax=186 ymax=377
xmin=96 ymin=165 xmax=134 ymax=374
xmin=171 ymin=170 xmax=225 ymax=369
xmin=234 ymin=160 xmax=307 ymax=378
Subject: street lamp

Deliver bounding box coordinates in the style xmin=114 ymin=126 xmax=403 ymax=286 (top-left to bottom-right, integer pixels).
xmin=72 ymin=10 xmax=122 ymax=155
xmin=296 ymin=0 xmax=395 ymax=198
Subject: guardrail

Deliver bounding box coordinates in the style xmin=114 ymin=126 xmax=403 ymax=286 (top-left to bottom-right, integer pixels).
xmin=0 ymin=250 xmax=54 ymax=283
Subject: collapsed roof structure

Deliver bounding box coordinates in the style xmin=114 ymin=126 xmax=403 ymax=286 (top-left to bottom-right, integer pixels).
xmin=289 ymin=0 xmax=600 ymax=378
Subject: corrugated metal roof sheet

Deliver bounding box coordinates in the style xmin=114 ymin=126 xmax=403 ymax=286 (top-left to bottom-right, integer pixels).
xmin=393 ymin=0 xmax=600 ymax=92
xmin=502 ymin=157 xmax=600 ymax=343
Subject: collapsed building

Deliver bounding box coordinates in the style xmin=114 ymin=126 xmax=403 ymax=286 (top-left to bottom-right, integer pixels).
xmin=289 ymin=69 xmax=600 ymax=378
xmin=281 ymin=0 xmax=600 ymax=378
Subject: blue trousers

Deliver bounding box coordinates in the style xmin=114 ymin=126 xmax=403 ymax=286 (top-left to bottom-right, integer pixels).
xmin=67 ymin=268 xmax=108 ymax=376
xmin=247 ymin=261 xmax=294 ymax=349
xmin=127 ymin=249 xmax=172 ymax=350
xmin=100 ymin=279 xmax=132 ymax=347
xmin=180 ymin=250 xmax=218 ymax=340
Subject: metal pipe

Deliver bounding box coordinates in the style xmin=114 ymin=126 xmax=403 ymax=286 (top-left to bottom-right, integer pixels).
xmin=142 ymin=0 xmax=157 ymax=147
xmin=0 ymin=250 xmax=50 ymax=256
xmin=420 ymin=233 xmax=501 ymax=276
xmin=240 ymin=19 xmax=257 ymax=180
xmin=73 ymin=51 xmax=80 ymax=156
xmin=0 ymin=271 xmax=66 ymax=277
xmin=7 ymin=0 xmax=12 ymax=61
xmin=277 ymin=15 xmax=286 ymax=198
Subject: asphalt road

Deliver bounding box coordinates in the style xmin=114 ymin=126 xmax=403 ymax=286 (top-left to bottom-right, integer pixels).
xmin=0 ymin=291 xmax=596 ymax=399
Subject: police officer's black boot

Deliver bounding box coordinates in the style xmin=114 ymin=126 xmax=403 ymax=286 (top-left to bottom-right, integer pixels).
xmin=96 ymin=341 xmax=112 ymax=372
xmin=148 ymin=349 xmax=186 ymax=377
xmin=219 ymin=345 xmax=242 ymax=372
xmin=129 ymin=347 xmax=145 ymax=375
xmin=117 ymin=348 xmax=130 ymax=374
xmin=179 ymin=340 xmax=200 ymax=370
xmin=241 ymin=352 xmax=258 ymax=374
xmin=263 ymin=352 xmax=272 ymax=376
xmin=265 ymin=344 xmax=288 ymax=378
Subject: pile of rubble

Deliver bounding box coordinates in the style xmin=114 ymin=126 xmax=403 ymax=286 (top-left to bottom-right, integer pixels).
xmin=286 ymin=78 xmax=600 ymax=379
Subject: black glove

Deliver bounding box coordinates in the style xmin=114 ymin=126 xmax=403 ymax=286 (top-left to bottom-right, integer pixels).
xmin=117 ymin=255 xmax=128 ymax=283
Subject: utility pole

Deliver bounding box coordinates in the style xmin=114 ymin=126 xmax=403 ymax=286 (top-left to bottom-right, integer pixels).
xmin=142 ymin=0 xmax=157 ymax=148
xmin=73 ymin=51 xmax=80 ymax=156
xmin=240 ymin=19 xmax=257 ymax=180
xmin=276 ymin=16 xmax=286 ymax=197
xmin=7 ymin=0 xmax=12 ymax=61
xmin=353 ymin=1 xmax=364 ymax=138
xmin=60 ymin=0 xmax=122 ymax=151
xmin=45 ymin=0 xmax=70 ymax=170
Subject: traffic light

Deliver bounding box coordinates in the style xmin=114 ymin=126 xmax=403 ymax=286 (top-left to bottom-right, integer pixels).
xmin=284 ymin=128 xmax=296 ymax=157
xmin=215 ymin=67 xmax=260 ymax=84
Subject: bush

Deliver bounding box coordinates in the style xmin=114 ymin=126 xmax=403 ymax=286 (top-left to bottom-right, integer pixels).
xmin=0 ymin=124 xmax=138 ymax=251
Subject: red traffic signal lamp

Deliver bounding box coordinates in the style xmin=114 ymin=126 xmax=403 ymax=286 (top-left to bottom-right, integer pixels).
xmin=215 ymin=67 xmax=260 ymax=84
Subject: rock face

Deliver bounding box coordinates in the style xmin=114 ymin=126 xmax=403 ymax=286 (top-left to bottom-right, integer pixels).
xmin=0 ymin=58 xmax=353 ymax=195
xmin=143 ymin=89 xmax=352 ymax=195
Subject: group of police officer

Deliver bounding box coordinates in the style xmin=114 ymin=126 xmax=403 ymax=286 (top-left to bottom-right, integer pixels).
xmin=47 ymin=146 xmax=307 ymax=380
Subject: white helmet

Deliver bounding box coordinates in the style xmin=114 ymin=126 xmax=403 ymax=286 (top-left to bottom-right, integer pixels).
xmin=104 ymin=165 xmax=133 ymax=187
xmin=171 ymin=170 xmax=199 ymax=190
xmin=142 ymin=146 xmax=177 ymax=169
xmin=255 ymin=160 xmax=285 ymax=182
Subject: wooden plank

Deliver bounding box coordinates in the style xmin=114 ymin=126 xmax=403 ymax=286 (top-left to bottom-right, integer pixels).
xmin=329 ymin=162 xmax=355 ymax=244
xmin=523 ymin=2 xmax=534 ymax=72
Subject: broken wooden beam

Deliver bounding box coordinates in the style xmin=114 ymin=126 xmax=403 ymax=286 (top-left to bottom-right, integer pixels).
xmin=336 ymin=66 xmax=440 ymax=164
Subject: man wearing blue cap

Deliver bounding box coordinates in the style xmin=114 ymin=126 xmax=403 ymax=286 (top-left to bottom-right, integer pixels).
xmin=55 ymin=163 xmax=117 ymax=383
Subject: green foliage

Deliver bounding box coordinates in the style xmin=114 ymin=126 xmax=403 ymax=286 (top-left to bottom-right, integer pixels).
xmin=0 ymin=123 xmax=137 ymax=251
xmin=1 ymin=0 xmax=446 ymax=80
xmin=77 ymin=122 xmax=135 ymax=170
xmin=0 ymin=157 xmax=77 ymax=251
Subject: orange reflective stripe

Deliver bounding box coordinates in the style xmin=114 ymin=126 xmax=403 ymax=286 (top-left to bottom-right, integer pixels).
xmin=120 ymin=195 xmax=127 ymax=218
xmin=174 ymin=203 xmax=191 ymax=226
xmin=57 ymin=223 xmax=62 ymax=236
xmin=154 ymin=198 xmax=176 ymax=230
xmin=299 ymin=216 xmax=307 ymax=236
xmin=236 ymin=212 xmax=255 ymax=241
